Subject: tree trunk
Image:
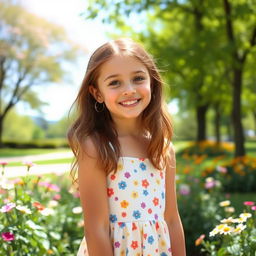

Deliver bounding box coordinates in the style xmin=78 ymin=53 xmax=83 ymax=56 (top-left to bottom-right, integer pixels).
xmin=226 ymin=116 xmax=233 ymax=141
xmin=232 ymin=68 xmax=245 ymax=157
xmin=252 ymin=111 xmax=256 ymax=135
xmin=0 ymin=116 xmax=3 ymax=148
xmin=196 ymin=104 xmax=208 ymax=142
xmin=214 ymin=103 xmax=221 ymax=144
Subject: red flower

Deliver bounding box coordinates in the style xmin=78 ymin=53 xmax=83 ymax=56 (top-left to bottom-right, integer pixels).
xmin=107 ymin=188 xmax=114 ymax=197
xmin=148 ymin=208 xmax=152 ymax=214
xmin=1 ymin=232 xmax=15 ymax=241
xmin=132 ymin=223 xmax=137 ymax=230
xmin=131 ymin=241 xmax=138 ymax=250
xmin=33 ymin=201 xmax=45 ymax=211
xmin=142 ymin=179 xmax=149 ymax=189
xmin=110 ymin=175 xmax=116 ymax=180
xmin=153 ymin=197 xmax=159 ymax=206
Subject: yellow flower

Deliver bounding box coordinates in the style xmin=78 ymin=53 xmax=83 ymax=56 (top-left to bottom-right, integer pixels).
xmin=219 ymin=200 xmax=231 ymax=207
xmin=133 ymin=180 xmax=138 ymax=186
xmin=131 ymin=191 xmax=138 ymax=199
xmin=239 ymin=213 xmax=252 ymax=220
xmin=221 ymin=217 xmax=236 ymax=224
xmin=233 ymin=224 xmax=246 ymax=234
xmin=117 ymin=163 xmax=123 ymax=171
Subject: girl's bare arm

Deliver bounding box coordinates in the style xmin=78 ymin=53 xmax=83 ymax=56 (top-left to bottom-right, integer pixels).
xmin=77 ymin=137 xmax=114 ymax=256
xmin=164 ymin=143 xmax=186 ymax=256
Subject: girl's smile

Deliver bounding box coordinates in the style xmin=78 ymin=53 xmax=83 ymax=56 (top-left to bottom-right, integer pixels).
xmin=90 ymin=55 xmax=152 ymax=121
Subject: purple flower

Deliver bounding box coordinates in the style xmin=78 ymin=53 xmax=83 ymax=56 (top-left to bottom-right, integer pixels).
xmin=0 ymin=202 xmax=16 ymax=213
xmin=124 ymin=172 xmax=131 ymax=178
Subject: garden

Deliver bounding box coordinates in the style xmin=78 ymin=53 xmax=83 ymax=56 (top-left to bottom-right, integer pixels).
xmin=0 ymin=140 xmax=255 ymax=255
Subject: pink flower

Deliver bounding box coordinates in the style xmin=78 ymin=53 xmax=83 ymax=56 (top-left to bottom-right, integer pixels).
xmin=0 ymin=162 xmax=8 ymax=166
xmin=73 ymin=191 xmax=80 ymax=198
xmin=251 ymin=206 xmax=256 ymax=211
xmin=0 ymin=202 xmax=16 ymax=213
xmin=39 ymin=182 xmax=60 ymax=192
xmin=53 ymin=194 xmax=61 ymax=201
xmin=244 ymin=201 xmax=254 ymax=206
xmin=1 ymin=232 xmax=15 ymax=241
xmin=216 ymin=166 xmax=227 ymax=174
xmin=23 ymin=161 xmax=35 ymax=167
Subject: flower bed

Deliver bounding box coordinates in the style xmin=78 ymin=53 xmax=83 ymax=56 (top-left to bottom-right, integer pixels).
xmin=0 ymin=163 xmax=83 ymax=255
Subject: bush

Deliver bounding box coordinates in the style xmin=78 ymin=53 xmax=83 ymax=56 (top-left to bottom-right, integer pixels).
xmin=177 ymin=141 xmax=234 ymax=158
xmin=197 ymin=201 xmax=256 ymax=256
xmin=2 ymin=138 xmax=69 ymax=149
xmin=0 ymin=165 xmax=82 ymax=255
xmin=202 ymin=156 xmax=256 ymax=193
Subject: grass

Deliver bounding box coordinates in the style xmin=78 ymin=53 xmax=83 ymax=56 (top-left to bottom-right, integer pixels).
xmin=0 ymin=148 xmax=70 ymax=157
xmin=6 ymin=158 xmax=74 ymax=167
xmin=228 ymin=193 xmax=256 ymax=213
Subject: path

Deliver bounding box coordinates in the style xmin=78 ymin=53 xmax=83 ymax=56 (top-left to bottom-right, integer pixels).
xmin=0 ymin=151 xmax=74 ymax=178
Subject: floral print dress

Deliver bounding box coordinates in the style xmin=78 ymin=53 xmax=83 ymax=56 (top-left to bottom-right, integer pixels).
xmin=77 ymin=157 xmax=172 ymax=256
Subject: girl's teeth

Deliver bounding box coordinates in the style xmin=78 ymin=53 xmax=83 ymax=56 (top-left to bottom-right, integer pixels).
xmin=121 ymin=100 xmax=138 ymax=105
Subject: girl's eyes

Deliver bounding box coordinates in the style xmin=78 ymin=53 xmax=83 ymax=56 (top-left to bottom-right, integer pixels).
xmin=109 ymin=80 xmax=120 ymax=86
xmin=108 ymin=76 xmax=146 ymax=86
xmin=134 ymin=76 xmax=145 ymax=82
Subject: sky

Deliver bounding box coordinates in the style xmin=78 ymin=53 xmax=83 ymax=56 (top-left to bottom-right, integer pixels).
xmin=19 ymin=0 xmax=178 ymax=121
xmin=19 ymin=0 xmax=109 ymax=121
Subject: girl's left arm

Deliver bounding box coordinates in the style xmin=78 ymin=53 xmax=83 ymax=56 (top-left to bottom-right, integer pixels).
xmin=164 ymin=143 xmax=186 ymax=256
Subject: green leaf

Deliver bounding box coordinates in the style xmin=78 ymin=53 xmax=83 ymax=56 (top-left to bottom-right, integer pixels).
xmin=34 ymin=230 xmax=47 ymax=239
xmin=226 ymin=244 xmax=241 ymax=255
xmin=26 ymin=220 xmax=44 ymax=230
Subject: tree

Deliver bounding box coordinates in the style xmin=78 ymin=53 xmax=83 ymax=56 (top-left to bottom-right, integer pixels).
xmin=84 ymin=0 xmax=256 ymax=157
xmin=222 ymin=0 xmax=256 ymax=156
xmin=0 ymin=1 xmax=80 ymax=146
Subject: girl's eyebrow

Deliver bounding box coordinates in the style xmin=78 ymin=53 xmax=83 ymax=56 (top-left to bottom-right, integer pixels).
xmin=104 ymin=70 xmax=146 ymax=82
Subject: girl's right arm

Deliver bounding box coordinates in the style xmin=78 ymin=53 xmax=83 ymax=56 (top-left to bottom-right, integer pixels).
xmin=77 ymin=137 xmax=114 ymax=256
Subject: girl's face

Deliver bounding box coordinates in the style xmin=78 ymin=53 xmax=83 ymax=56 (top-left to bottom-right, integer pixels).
xmin=90 ymin=55 xmax=151 ymax=121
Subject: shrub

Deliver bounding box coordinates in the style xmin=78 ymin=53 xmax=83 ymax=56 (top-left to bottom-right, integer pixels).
xmin=0 ymin=164 xmax=82 ymax=255
xmin=202 ymin=156 xmax=256 ymax=193
xmin=177 ymin=140 xmax=234 ymax=158
xmin=197 ymin=201 xmax=256 ymax=256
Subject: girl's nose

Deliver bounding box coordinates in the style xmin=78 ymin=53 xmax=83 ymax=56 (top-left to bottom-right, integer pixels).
xmin=123 ymin=83 xmax=136 ymax=95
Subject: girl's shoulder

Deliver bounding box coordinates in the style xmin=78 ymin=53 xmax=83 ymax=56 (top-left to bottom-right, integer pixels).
xmin=80 ymin=135 xmax=98 ymax=160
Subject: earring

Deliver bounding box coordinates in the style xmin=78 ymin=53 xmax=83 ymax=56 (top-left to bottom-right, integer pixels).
xmin=94 ymin=101 xmax=105 ymax=112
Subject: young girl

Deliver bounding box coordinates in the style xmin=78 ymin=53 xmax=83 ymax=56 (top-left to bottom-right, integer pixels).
xmin=68 ymin=38 xmax=186 ymax=256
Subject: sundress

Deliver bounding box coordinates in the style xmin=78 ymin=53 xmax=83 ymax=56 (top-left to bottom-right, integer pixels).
xmin=77 ymin=157 xmax=172 ymax=255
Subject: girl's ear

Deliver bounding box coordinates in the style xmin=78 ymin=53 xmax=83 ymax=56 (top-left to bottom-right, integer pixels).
xmin=88 ymin=85 xmax=104 ymax=103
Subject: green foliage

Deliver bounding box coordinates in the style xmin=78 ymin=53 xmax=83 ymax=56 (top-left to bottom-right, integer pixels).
xmin=0 ymin=1 xmax=81 ymax=145
xmin=202 ymin=156 xmax=256 ymax=193
xmin=3 ymin=138 xmax=69 ymax=149
xmin=199 ymin=202 xmax=256 ymax=256
xmin=177 ymin=140 xmax=234 ymax=157
xmin=3 ymin=109 xmax=44 ymax=141
xmin=0 ymin=171 xmax=82 ymax=255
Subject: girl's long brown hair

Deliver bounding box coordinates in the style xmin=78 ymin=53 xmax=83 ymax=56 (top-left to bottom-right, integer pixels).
xmin=67 ymin=38 xmax=173 ymax=187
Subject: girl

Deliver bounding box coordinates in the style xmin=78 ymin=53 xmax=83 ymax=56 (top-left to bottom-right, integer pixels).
xmin=68 ymin=38 xmax=186 ymax=256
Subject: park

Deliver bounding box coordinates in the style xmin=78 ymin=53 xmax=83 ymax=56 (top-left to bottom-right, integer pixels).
xmin=0 ymin=0 xmax=256 ymax=255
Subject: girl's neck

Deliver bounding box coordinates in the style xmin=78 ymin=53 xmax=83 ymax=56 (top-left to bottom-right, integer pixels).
xmin=113 ymin=117 xmax=143 ymax=138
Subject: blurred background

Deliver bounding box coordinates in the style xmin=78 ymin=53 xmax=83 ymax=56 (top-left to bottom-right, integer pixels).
xmin=1 ymin=1 xmax=256 ymax=255
xmin=0 ymin=0 xmax=255 ymax=154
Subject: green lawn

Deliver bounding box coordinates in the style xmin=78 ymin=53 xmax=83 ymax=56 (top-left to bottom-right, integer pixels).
xmin=6 ymin=157 xmax=74 ymax=166
xmin=0 ymin=148 xmax=70 ymax=157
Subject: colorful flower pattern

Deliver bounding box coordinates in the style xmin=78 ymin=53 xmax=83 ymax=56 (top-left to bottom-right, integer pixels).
xmin=77 ymin=157 xmax=172 ymax=255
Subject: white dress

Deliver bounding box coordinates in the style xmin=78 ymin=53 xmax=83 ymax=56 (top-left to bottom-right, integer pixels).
xmin=77 ymin=157 xmax=172 ymax=256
